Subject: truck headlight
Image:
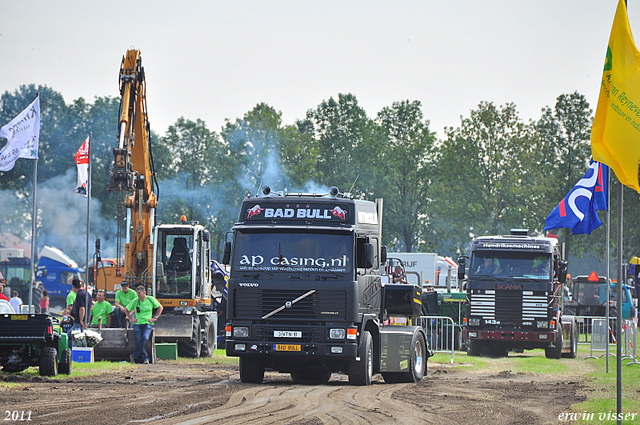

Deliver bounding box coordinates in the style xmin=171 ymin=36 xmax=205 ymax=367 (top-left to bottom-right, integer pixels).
xmin=468 ymin=331 xmax=478 ymax=338
xmin=233 ymin=326 xmax=249 ymax=338
xmin=329 ymin=328 xmax=346 ymax=339
xmin=469 ymin=317 xmax=480 ymax=326
xmin=536 ymin=321 xmax=549 ymax=329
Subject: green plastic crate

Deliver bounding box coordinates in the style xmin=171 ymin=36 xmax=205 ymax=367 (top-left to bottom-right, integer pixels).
xmin=155 ymin=343 xmax=178 ymax=360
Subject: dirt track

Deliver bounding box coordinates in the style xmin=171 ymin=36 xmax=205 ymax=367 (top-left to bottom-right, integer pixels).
xmin=0 ymin=361 xmax=585 ymax=425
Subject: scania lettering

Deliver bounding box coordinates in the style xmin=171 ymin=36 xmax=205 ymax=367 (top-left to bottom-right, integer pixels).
xmin=223 ymin=186 xmax=430 ymax=385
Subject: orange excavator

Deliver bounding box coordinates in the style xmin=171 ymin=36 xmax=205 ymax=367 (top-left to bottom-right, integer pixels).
xmin=93 ymin=49 xmax=217 ymax=361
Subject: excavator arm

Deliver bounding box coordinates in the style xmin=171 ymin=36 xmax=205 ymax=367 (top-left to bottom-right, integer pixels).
xmin=108 ymin=49 xmax=158 ymax=288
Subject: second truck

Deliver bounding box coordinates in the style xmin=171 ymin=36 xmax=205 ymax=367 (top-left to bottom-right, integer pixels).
xmin=459 ymin=229 xmax=578 ymax=358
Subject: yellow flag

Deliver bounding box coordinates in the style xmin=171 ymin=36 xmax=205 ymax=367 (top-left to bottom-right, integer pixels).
xmin=591 ymin=0 xmax=640 ymax=193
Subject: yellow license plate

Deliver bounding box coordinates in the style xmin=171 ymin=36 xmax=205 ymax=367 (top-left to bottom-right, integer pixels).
xmin=273 ymin=344 xmax=301 ymax=352
xmin=11 ymin=315 xmax=28 ymax=320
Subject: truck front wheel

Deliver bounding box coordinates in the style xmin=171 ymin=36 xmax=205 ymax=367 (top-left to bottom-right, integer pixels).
xmin=39 ymin=346 xmax=58 ymax=376
xmin=239 ymin=357 xmax=265 ymax=384
xmin=349 ymin=330 xmax=373 ymax=386
xmin=467 ymin=339 xmax=483 ymax=356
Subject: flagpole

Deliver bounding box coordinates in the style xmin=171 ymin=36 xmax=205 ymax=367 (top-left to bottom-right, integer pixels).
xmin=606 ymin=173 xmax=611 ymax=373
xmin=85 ymin=133 xmax=92 ymax=326
xmin=616 ymin=179 xmax=623 ymax=424
xmin=28 ymin=158 xmax=38 ymax=313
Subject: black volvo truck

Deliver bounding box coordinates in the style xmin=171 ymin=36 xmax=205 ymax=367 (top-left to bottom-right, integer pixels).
xmin=224 ymin=186 xmax=429 ymax=385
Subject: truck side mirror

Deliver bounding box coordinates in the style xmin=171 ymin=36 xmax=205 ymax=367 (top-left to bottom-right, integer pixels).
xmin=380 ymin=246 xmax=387 ymax=264
xmin=457 ymin=257 xmax=466 ymax=280
xmin=222 ymin=241 xmax=232 ymax=265
xmin=364 ymin=243 xmax=375 ymax=269
xmin=203 ymin=230 xmax=210 ymax=243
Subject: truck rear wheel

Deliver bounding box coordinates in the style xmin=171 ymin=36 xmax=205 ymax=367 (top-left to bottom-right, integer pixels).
xmin=545 ymin=329 xmax=563 ymax=359
xmin=58 ymin=349 xmax=72 ymax=374
xmin=200 ymin=315 xmax=215 ymax=358
xmin=178 ymin=317 xmax=202 ymax=358
xmin=39 ymin=346 xmax=58 ymax=376
xmin=239 ymin=357 xmax=264 ymax=384
xmin=348 ymin=330 xmax=373 ymax=386
xmin=383 ymin=330 xmax=426 ymax=383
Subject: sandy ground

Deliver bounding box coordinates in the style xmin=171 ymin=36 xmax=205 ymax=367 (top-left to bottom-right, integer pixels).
xmin=0 ymin=361 xmax=585 ymax=425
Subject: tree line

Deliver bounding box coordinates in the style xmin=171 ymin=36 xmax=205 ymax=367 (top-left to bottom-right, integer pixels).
xmin=1 ymin=84 xmax=638 ymax=274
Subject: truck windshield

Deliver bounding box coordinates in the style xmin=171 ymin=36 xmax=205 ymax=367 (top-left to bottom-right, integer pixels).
xmin=233 ymin=231 xmax=351 ymax=274
xmin=470 ymin=252 xmax=551 ymax=279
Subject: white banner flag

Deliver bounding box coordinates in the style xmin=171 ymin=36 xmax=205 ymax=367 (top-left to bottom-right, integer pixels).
xmin=0 ymin=95 xmax=40 ymax=171
xmin=74 ymin=135 xmax=90 ymax=196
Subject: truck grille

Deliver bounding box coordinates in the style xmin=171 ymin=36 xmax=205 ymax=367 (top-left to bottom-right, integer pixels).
xmin=233 ymin=289 xmax=346 ymax=320
xmin=470 ymin=290 xmax=548 ymax=321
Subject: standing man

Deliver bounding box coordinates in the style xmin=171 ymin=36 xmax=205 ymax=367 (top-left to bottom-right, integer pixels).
xmin=9 ymin=291 xmax=23 ymax=313
xmin=68 ymin=278 xmax=92 ymax=348
xmin=66 ymin=284 xmax=78 ymax=312
xmin=114 ymin=281 xmax=137 ymax=327
xmin=90 ymin=289 xmax=112 ymax=328
xmin=125 ymin=286 xmax=163 ymax=364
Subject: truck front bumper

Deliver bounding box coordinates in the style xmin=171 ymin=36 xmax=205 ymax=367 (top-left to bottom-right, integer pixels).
xmin=463 ymin=329 xmax=556 ymax=342
xmin=226 ymin=339 xmax=359 ymax=359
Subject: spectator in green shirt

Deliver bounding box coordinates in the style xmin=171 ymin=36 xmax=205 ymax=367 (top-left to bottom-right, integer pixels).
xmin=125 ymin=285 xmax=163 ymax=364
xmin=114 ymin=281 xmax=137 ymax=328
xmin=90 ymin=289 xmax=113 ymax=328
xmin=66 ymin=288 xmax=77 ymax=312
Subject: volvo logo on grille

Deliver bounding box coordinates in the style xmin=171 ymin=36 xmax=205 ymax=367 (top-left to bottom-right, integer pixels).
xmin=239 ymin=282 xmax=259 ymax=287
xmin=285 ymin=301 xmax=292 ymax=308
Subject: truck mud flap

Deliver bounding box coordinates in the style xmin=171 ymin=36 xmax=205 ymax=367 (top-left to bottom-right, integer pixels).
xmin=153 ymin=315 xmax=194 ymax=341
xmin=93 ymin=328 xmax=155 ymax=363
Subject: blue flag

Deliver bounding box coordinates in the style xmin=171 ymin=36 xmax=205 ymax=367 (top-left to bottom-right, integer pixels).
xmin=544 ymin=160 xmax=609 ymax=235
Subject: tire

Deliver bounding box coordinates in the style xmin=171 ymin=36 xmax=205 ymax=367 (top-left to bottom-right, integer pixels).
xmin=59 ymin=349 xmax=72 ymax=374
xmin=487 ymin=344 xmax=508 ymax=358
xmin=349 ymin=330 xmax=373 ymax=386
xmin=545 ymin=328 xmax=563 ymax=359
xmin=386 ymin=330 xmax=427 ymax=384
xmin=406 ymin=331 xmax=426 ymax=382
xmin=467 ymin=339 xmax=483 ymax=356
xmin=239 ymin=357 xmax=264 ymax=384
xmin=39 ymin=346 xmax=58 ymax=377
xmin=562 ymin=323 xmax=578 ymax=359
xmin=200 ymin=315 xmax=215 ymax=358
xmin=178 ymin=317 xmax=202 ymax=358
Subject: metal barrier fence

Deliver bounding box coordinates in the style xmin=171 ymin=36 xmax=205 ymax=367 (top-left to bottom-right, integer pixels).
xmin=572 ymin=316 xmax=638 ymax=365
xmin=416 ymin=316 xmax=455 ymax=364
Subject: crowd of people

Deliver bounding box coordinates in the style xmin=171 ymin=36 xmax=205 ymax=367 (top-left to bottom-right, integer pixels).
xmin=62 ymin=279 xmax=162 ymax=364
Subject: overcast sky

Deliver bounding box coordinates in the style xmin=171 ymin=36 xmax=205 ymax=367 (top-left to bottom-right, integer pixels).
xmin=1 ymin=0 xmax=638 ymax=140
